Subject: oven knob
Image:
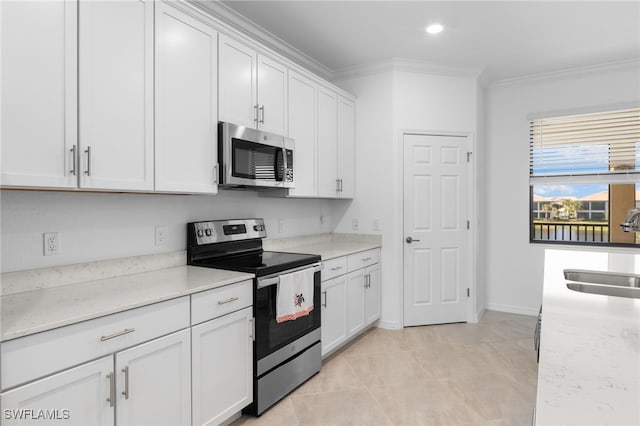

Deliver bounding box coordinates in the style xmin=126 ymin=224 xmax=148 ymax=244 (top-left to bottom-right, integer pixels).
xmin=205 ymin=229 xmax=212 ymax=236
xmin=197 ymin=229 xmax=204 ymax=237
xmin=253 ymin=225 xmax=264 ymax=231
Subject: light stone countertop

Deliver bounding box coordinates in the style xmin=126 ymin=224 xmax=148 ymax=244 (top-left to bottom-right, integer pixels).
xmin=536 ymin=248 xmax=640 ymax=426
xmin=1 ymin=266 xmax=253 ymax=342
xmin=264 ymin=233 xmax=382 ymax=260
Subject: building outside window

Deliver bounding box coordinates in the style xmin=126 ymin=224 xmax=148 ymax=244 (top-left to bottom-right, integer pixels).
xmin=529 ymin=108 xmax=639 ymax=246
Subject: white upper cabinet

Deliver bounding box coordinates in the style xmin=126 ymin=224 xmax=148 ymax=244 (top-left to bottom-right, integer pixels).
xmin=218 ymin=34 xmax=257 ymax=129
xmin=257 ymin=55 xmax=288 ymax=135
xmin=155 ymin=2 xmax=218 ymax=194
xmin=78 ymin=0 xmax=154 ymax=191
xmin=317 ymin=87 xmax=338 ymax=197
xmin=0 ymin=0 xmax=78 ymax=189
xmin=337 ymin=96 xmax=355 ymax=198
xmin=219 ymin=35 xmax=288 ymax=135
xmin=287 ymin=71 xmax=317 ymax=197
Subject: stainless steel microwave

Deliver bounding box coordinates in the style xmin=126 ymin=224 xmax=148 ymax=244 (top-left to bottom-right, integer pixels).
xmin=218 ymin=122 xmax=294 ymax=189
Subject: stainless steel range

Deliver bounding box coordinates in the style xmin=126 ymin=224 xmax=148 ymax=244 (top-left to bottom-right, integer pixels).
xmin=187 ymin=218 xmax=322 ymax=416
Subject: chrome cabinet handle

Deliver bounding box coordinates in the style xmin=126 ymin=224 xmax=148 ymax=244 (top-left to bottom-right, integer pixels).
xmin=84 ymin=146 xmax=91 ymax=176
xmin=330 ymin=266 xmax=343 ymax=271
xmin=254 ymin=104 xmax=259 ymax=124
xmin=259 ymin=105 xmax=265 ymax=124
xmin=362 ymin=257 xmax=372 ymax=262
xmin=217 ymin=296 xmax=239 ymax=305
xmin=100 ymin=328 xmax=135 ymax=341
xmin=69 ymin=145 xmax=77 ymax=175
xmin=106 ymin=372 xmax=115 ymax=407
xmin=405 ymin=236 xmax=420 ymax=244
xmin=249 ymin=317 xmax=255 ymax=341
xmin=322 ymin=290 xmax=327 ymax=307
xmin=213 ymin=163 xmax=218 ymax=184
xmin=339 ymin=179 xmax=343 ymax=192
xmin=121 ymin=366 xmax=129 ymax=399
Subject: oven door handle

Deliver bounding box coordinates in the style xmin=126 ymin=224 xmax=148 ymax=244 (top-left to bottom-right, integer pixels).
xmin=257 ymin=262 xmax=324 ymax=289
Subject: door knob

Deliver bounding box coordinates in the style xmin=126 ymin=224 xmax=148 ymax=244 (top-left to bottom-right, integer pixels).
xmin=406 ymin=236 xmax=420 ymax=243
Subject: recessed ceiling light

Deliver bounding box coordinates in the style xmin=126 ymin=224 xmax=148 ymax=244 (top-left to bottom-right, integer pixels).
xmin=426 ymin=23 xmax=444 ymax=35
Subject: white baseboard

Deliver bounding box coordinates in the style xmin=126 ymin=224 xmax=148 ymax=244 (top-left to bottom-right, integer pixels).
xmin=376 ymin=319 xmax=402 ymax=330
xmin=485 ymin=303 xmax=539 ymax=317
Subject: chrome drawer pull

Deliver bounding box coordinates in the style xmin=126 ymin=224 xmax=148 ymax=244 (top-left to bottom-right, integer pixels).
xmin=330 ymin=266 xmax=343 ymax=271
xmin=218 ymin=296 xmax=239 ymax=305
xmin=362 ymin=257 xmax=372 ymax=262
xmin=100 ymin=328 xmax=135 ymax=341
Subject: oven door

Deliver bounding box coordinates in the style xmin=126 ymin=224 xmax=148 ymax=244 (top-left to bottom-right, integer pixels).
xmin=254 ymin=264 xmax=322 ymax=361
xmin=220 ymin=122 xmax=294 ymax=188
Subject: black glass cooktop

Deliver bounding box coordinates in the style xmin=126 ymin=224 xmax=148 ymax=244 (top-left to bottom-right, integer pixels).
xmin=192 ymin=250 xmax=320 ymax=277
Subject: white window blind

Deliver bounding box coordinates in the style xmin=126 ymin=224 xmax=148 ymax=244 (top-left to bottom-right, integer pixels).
xmin=529 ymin=108 xmax=640 ymax=184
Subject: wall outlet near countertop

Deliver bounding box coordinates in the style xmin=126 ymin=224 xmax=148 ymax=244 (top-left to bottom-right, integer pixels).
xmin=43 ymin=232 xmax=59 ymax=256
xmin=372 ymin=218 xmax=380 ymax=232
xmin=352 ymin=218 xmax=360 ymax=231
xmin=278 ymin=219 xmax=285 ymax=233
xmin=155 ymin=226 xmax=168 ymax=246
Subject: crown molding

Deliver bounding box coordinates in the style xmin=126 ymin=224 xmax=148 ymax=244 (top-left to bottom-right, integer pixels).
xmin=189 ymin=0 xmax=333 ymax=80
xmin=332 ymin=57 xmax=484 ymax=82
xmin=489 ymin=57 xmax=640 ymax=88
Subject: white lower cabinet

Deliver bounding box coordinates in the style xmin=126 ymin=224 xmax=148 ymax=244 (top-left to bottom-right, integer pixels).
xmin=320 ymin=249 xmax=381 ymax=358
xmin=115 ymin=329 xmax=191 ymax=426
xmin=191 ymin=306 xmax=253 ymax=426
xmin=1 ymin=329 xmax=190 ymax=426
xmin=320 ymin=276 xmax=348 ymax=357
xmin=0 ymin=356 xmax=114 ymax=426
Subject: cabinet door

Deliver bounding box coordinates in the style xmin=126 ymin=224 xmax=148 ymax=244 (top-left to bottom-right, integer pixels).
xmin=192 ymin=307 xmax=253 ymax=426
xmin=287 ymin=71 xmax=317 ymax=197
xmin=155 ymin=2 xmax=218 ymax=194
xmin=365 ymin=263 xmax=381 ymax=325
xmin=115 ymin=329 xmax=191 ymax=426
xmin=0 ymin=356 xmax=113 ymax=426
xmin=218 ymin=35 xmax=257 ymax=128
xmin=0 ymin=0 xmax=77 ymax=189
xmin=317 ymin=87 xmax=338 ymax=198
xmin=321 ymin=275 xmax=348 ymax=357
xmin=78 ymin=0 xmax=154 ymax=191
xmin=337 ymin=96 xmax=355 ymax=198
xmin=346 ymin=270 xmax=366 ymax=337
xmin=257 ymin=55 xmax=288 ymax=135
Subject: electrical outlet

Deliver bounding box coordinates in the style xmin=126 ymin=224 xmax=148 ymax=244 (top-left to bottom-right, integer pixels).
xmin=352 ymin=218 xmax=360 ymax=231
xmin=278 ymin=219 xmax=285 ymax=233
xmin=372 ymin=218 xmax=380 ymax=232
xmin=43 ymin=232 xmax=59 ymax=256
xmin=155 ymin=226 xmax=168 ymax=246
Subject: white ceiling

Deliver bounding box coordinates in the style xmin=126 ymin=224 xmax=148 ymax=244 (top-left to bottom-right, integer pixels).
xmin=216 ymin=1 xmax=640 ymax=83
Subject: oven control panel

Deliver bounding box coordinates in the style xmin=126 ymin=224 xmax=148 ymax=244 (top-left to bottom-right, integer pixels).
xmin=188 ymin=218 xmax=267 ymax=246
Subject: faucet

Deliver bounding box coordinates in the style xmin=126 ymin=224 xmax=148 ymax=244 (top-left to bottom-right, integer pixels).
xmin=620 ymin=208 xmax=640 ymax=232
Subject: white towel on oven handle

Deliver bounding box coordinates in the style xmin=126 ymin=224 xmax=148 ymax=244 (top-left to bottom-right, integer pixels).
xmin=276 ymin=268 xmax=315 ymax=323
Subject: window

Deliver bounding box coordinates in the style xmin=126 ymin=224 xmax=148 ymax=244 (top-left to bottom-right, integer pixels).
xmin=529 ymin=108 xmax=640 ymax=246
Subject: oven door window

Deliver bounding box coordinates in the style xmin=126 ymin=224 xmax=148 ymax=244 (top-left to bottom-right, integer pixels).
xmin=232 ymin=138 xmax=285 ymax=182
xmin=254 ymin=272 xmax=321 ymax=359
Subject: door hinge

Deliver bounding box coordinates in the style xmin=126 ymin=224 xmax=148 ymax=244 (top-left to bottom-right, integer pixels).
xmin=466 ymin=220 xmax=470 ymax=230
xmin=467 ymin=151 xmax=472 ymax=162
xmin=467 ymin=288 xmax=470 ymax=298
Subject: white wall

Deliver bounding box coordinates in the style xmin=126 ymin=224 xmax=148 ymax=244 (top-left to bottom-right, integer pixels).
xmin=334 ymin=69 xmax=479 ymax=328
xmin=0 ymin=189 xmax=331 ymax=272
xmin=484 ymin=61 xmax=640 ymax=315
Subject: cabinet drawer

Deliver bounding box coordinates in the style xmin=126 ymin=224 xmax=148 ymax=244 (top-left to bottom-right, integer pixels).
xmin=191 ymin=280 xmax=253 ymax=325
xmin=1 ymin=296 xmax=190 ymax=390
xmin=322 ymin=257 xmax=348 ymax=281
xmin=347 ymin=249 xmax=381 ymax=271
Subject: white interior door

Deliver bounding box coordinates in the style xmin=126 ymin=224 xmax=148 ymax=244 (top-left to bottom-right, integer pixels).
xmin=403 ymin=133 xmax=469 ymax=326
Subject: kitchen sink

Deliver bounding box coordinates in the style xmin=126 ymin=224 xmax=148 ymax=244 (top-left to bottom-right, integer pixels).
xmin=564 ymin=269 xmax=640 ymax=299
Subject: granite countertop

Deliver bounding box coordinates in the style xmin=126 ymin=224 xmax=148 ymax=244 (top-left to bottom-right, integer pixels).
xmin=264 ymin=233 xmax=382 ymax=260
xmin=536 ymin=248 xmax=640 ymax=426
xmin=1 ymin=266 xmax=253 ymax=342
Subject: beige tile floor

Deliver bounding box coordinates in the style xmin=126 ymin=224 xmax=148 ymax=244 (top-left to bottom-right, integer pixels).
xmin=233 ymin=311 xmax=538 ymax=426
